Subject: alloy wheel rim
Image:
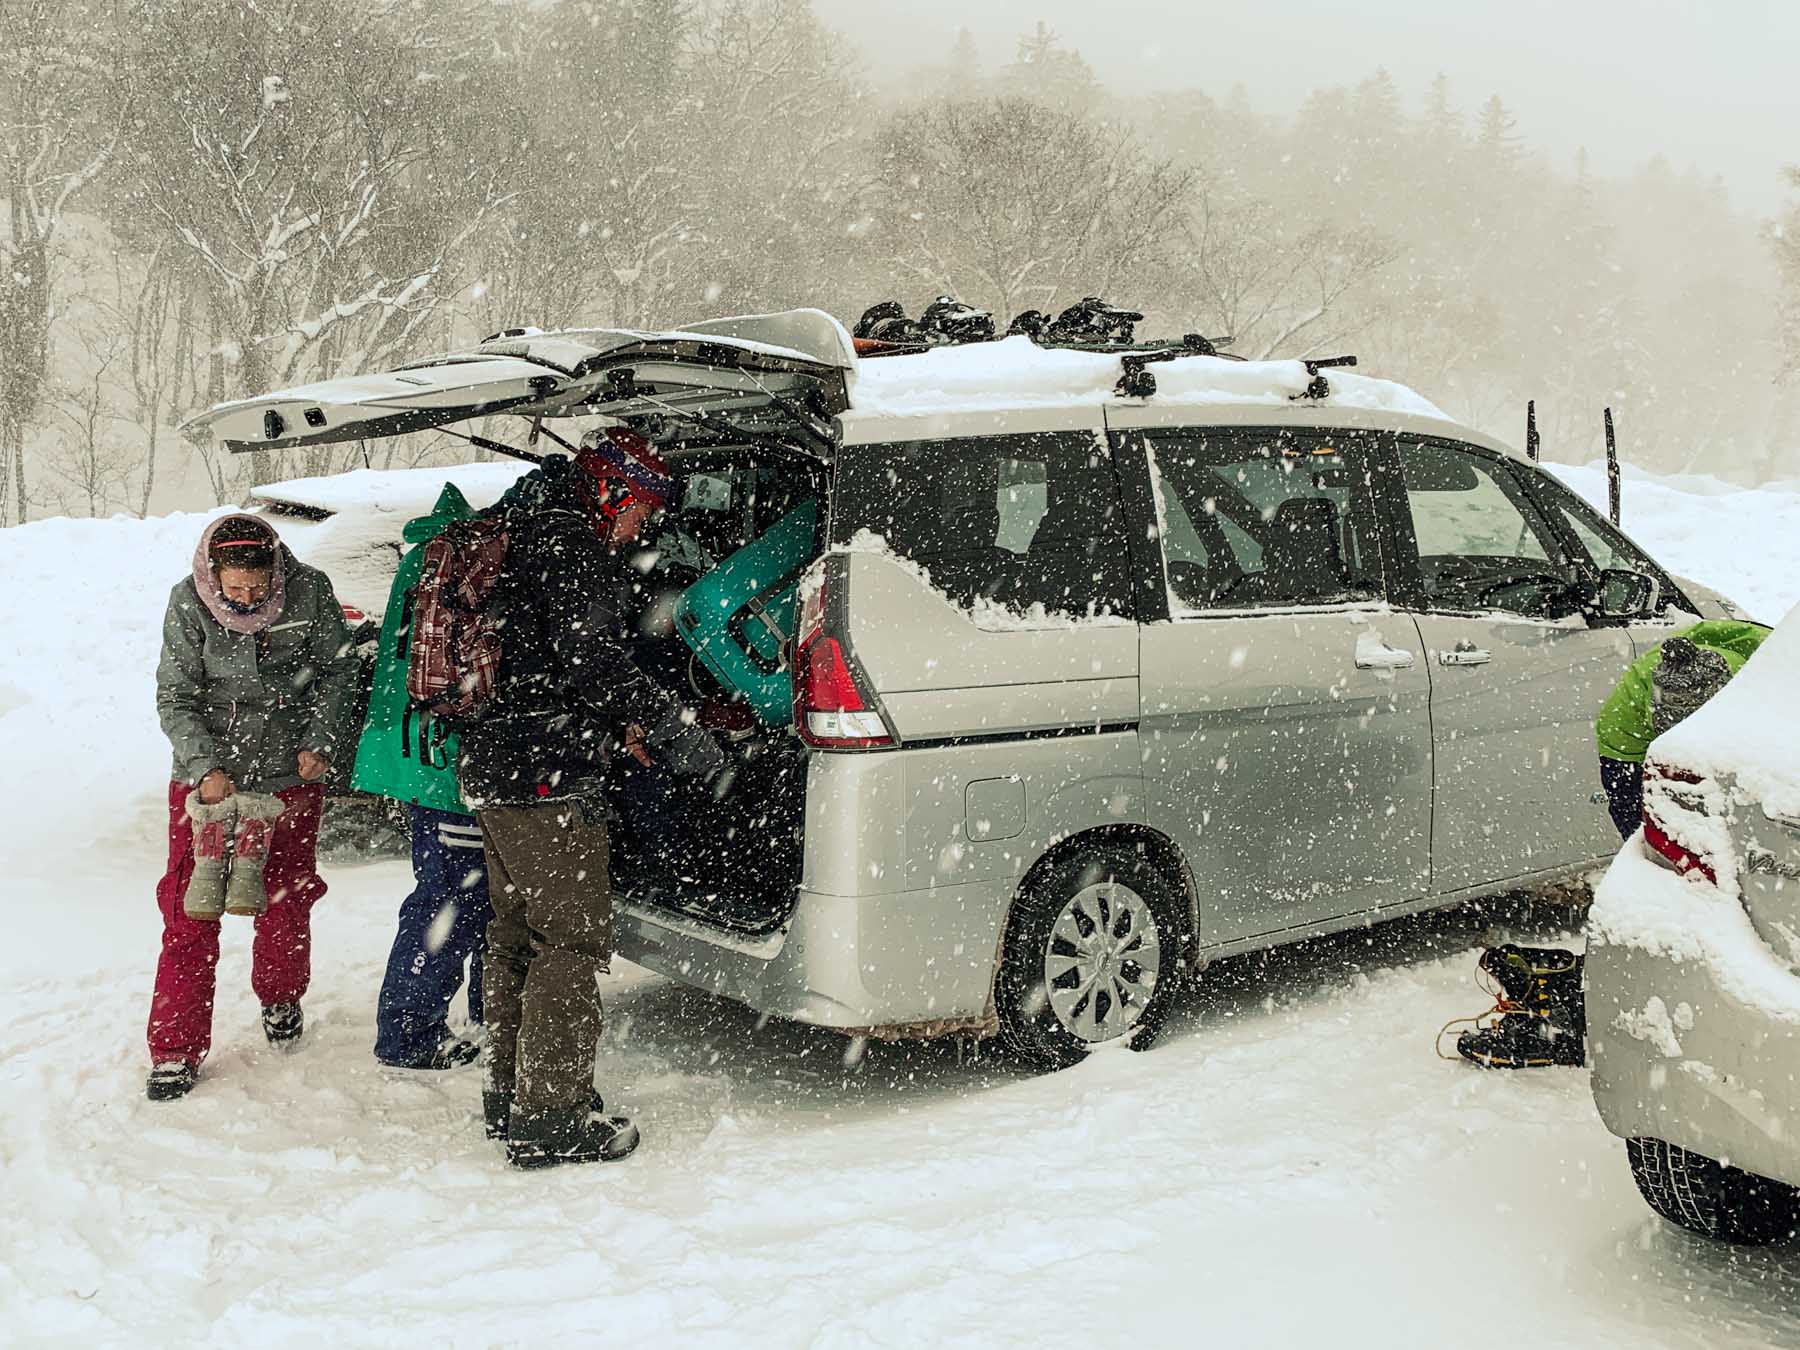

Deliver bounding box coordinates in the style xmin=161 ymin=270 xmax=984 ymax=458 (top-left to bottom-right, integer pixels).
xmin=1044 ymin=879 xmax=1162 ymax=1043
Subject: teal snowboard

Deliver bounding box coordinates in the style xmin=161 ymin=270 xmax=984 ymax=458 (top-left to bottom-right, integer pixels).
xmin=675 ymin=500 xmax=819 ymax=725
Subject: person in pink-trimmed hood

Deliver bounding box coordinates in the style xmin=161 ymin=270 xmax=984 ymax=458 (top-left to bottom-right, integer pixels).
xmin=144 ymin=514 xmax=358 ymax=1102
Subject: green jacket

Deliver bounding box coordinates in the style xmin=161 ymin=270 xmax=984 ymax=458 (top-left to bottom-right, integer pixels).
xmin=1595 ymin=619 xmax=1771 ymax=763
xmin=156 ymin=544 xmax=358 ymax=791
xmin=350 ymin=484 xmax=476 ymax=814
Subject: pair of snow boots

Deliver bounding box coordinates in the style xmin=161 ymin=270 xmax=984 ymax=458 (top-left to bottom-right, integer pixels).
xmin=182 ymin=792 xmax=284 ymax=921
xmin=1455 ymin=944 xmax=1586 ymax=1068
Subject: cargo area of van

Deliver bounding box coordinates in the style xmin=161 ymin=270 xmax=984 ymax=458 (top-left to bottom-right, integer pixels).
xmin=606 ymin=444 xmax=830 ymax=936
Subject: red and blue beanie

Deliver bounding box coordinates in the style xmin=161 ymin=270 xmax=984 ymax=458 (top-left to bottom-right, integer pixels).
xmin=576 ymin=427 xmax=675 ymax=508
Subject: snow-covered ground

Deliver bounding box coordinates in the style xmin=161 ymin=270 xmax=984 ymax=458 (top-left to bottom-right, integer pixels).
xmin=4 ymin=462 xmax=1800 ymax=1348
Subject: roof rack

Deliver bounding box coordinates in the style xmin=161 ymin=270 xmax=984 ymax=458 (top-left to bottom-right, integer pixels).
xmin=847 ymin=294 xmax=1361 ymax=400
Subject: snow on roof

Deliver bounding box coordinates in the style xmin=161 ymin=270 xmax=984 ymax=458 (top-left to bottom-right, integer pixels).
xmin=841 ymin=335 xmax=1450 ymax=423
xmin=251 ymin=462 xmax=530 ymax=517
xmin=1650 ymin=598 xmax=1800 ymax=819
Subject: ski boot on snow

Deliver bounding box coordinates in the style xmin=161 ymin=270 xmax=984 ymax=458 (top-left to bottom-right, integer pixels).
xmin=506 ymin=1103 xmax=639 ymax=1170
xmin=1455 ymin=944 xmax=1586 ymax=1069
xmin=261 ymin=1002 xmax=304 ymax=1047
xmin=147 ymin=1061 xmax=197 ymax=1101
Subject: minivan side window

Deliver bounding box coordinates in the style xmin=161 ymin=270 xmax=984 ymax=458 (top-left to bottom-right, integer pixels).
xmin=831 ymin=430 xmax=1133 ymax=618
xmin=1149 ymin=431 xmax=1382 ymax=612
xmin=1397 ymin=442 xmax=1578 ymax=616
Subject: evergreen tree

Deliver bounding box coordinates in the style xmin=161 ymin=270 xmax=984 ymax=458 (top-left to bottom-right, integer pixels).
xmin=1476 ymin=94 xmax=1521 ymax=170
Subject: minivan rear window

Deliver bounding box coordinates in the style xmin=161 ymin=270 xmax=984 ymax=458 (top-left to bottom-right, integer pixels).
xmin=832 ymin=430 xmax=1133 ymax=619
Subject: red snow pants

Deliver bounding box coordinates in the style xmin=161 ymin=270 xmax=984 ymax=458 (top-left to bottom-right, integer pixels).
xmin=146 ymin=781 xmax=328 ymax=1065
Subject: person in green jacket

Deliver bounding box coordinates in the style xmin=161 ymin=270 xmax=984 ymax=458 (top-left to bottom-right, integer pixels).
xmin=1457 ymin=617 xmax=1772 ymax=1070
xmin=1593 ymin=618 xmax=1771 ymax=834
xmin=352 ymin=483 xmax=492 ymax=1071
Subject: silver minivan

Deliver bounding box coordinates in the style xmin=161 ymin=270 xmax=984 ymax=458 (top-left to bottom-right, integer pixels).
xmin=190 ymin=308 xmax=1740 ymax=1068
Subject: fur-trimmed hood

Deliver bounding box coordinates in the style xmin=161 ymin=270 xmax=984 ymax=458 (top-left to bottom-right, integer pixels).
xmin=189 ymin=512 xmax=297 ymax=635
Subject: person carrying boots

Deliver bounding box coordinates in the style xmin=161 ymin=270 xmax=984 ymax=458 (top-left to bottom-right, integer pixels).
xmin=146 ymin=515 xmax=358 ymax=1101
xmin=352 ymin=483 xmax=492 ymax=1072
xmin=1455 ymin=618 xmax=1771 ymax=1070
xmin=458 ymin=430 xmax=728 ymax=1169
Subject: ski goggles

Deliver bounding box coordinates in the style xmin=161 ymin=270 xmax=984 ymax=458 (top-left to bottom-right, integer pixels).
xmin=594 ymin=483 xmax=639 ymax=521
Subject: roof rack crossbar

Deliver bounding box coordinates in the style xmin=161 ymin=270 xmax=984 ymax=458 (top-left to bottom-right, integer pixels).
xmin=1114 ymin=333 xmax=1235 ymax=398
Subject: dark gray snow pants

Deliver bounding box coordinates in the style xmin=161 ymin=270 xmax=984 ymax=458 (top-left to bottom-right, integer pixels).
xmin=477 ymin=799 xmax=613 ymax=1112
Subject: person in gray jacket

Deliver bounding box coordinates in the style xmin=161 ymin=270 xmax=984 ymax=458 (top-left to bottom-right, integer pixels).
xmin=145 ymin=514 xmax=358 ymax=1101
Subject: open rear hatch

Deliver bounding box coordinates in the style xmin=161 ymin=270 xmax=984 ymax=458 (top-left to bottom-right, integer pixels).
xmin=181 ymin=308 xmax=855 ymax=455
xmin=184 ymin=309 xmax=853 ymax=935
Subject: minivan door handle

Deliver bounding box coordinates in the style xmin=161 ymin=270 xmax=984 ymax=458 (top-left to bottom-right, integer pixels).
xmin=1438 ymin=641 xmax=1491 ymax=667
xmin=1354 ymin=637 xmax=1417 ymax=670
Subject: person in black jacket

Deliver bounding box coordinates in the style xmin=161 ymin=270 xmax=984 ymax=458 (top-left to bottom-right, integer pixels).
xmin=460 ymin=430 xmax=726 ymax=1169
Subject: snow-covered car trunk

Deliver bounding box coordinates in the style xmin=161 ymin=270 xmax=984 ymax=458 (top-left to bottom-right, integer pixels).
xmin=1587 ymin=600 xmax=1800 ymax=1235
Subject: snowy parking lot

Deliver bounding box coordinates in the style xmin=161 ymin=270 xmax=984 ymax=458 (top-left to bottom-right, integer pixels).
xmin=4 ymin=464 xmax=1800 ymax=1348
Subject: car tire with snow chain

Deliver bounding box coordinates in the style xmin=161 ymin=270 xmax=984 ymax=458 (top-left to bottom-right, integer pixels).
xmin=1626 ymin=1136 xmax=1800 ymax=1246
xmin=996 ymin=844 xmax=1188 ymax=1072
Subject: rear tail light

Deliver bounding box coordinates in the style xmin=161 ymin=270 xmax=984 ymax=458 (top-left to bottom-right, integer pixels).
xmin=1642 ymin=760 xmax=1718 ymax=885
xmin=792 ymin=562 xmax=895 ymax=750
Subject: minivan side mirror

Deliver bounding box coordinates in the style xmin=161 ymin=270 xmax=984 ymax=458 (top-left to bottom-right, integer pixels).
xmin=1594 ymin=567 xmax=1657 ymax=620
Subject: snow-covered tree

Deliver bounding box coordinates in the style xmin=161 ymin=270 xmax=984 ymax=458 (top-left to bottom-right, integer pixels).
xmin=114 ymin=0 xmax=517 ymax=484
xmin=0 ymin=0 xmax=118 ymax=525
xmin=1168 ymin=183 xmax=1395 ymax=359
xmin=870 ymin=97 xmax=1192 ymax=322
xmin=1778 ymin=166 xmax=1800 ymax=384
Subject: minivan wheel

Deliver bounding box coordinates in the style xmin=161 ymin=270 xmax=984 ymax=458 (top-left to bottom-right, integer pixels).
xmin=996 ymin=845 xmax=1187 ymax=1071
xmin=1626 ymin=1137 xmax=1800 ymax=1246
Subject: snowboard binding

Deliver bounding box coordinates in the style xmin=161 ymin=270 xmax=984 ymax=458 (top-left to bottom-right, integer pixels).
xmin=1442 ymin=943 xmax=1586 ymax=1069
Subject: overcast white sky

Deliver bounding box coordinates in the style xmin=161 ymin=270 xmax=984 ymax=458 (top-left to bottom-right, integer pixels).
xmin=816 ymin=0 xmax=1799 ymax=215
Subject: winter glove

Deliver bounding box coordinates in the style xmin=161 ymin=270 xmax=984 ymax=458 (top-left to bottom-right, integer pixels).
xmin=644 ymin=705 xmax=729 ymax=783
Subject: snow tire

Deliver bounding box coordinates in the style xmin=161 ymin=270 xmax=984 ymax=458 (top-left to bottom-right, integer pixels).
xmin=1626 ymin=1136 xmax=1800 ymax=1246
xmin=996 ymin=843 xmax=1188 ymax=1072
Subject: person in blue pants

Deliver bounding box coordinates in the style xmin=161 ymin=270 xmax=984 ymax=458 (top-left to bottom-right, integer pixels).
xmin=373 ymin=804 xmax=491 ymax=1067
xmin=352 ymin=484 xmax=494 ymax=1070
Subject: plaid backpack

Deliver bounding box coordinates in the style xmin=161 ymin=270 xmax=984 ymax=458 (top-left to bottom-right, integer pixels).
xmin=406 ymin=515 xmax=511 ymax=719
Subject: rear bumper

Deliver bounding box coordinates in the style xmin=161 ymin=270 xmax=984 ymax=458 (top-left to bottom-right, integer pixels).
xmin=613 ymin=879 xmax=1013 ymax=1035
xmin=1586 ymin=841 xmax=1800 ymax=1189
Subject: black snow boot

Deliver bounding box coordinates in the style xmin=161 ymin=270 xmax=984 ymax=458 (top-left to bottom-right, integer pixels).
xmin=261 ymin=1002 xmax=304 ymax=1047
xmin=505 ymin=1103 xmax=639 ymax=1169
xmin=146 ymin=1061 xmax=197 ymax=1102
xmin=381 ymin=1034 xmax=481 ymax=1073
xmin=1456 ymin=945 xmax=1586 ymax=1069
xmin=483 ymin=1087 xmax=604 ymax=1141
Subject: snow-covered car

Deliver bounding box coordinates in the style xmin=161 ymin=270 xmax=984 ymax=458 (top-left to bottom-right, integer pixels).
xmin=187 ymin=308 xmax=1745 ymax=1068
xmin=249 ymin=463 xmax=531 ymax=816
xmin=250 ymin=463 xmax=531 ymax=620
xmin=1587 ymin=601 xmax=1800 ymax=1244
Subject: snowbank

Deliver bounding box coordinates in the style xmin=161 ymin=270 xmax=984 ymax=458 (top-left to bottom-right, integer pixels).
xmin=1548 ymin=463 xmax=1800 ymax=625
